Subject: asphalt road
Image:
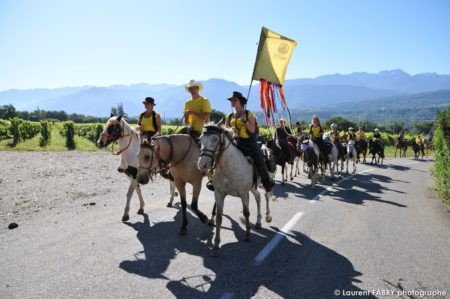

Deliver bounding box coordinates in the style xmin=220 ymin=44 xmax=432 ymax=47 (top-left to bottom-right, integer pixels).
xmin=1 ymin=157 xmax=449 ymax=298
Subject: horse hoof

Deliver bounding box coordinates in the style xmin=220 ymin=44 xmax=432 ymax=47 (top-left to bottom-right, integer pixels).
xmin=209 ymin=248 xmax=220 ymax=257
xmin=207 ymin=219 xmax=215 ymax=227
xmin=243 ymin=234 xmax=251 ymax=242
xmin=122 ymin=215 xmax=129 ymax=222
xmin=255 ymin=223 xmax=262 ymax=229
xmin=179 ymin=228 xmax=187 ymax=236
xmin=166 ymin=202 xmax=173 ymax=208
xmin=290 ymin=177 xmax=293 ymax=181
xmin=265 ymin=215 xmax=272 ymax=223
xmin=137 ymin=208 xmax=144 ymax=215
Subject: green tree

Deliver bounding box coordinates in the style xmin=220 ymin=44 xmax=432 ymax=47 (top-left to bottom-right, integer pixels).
xmin=0 ymin=104 xmax=16 ymax=119
xmin=412 ymin=121 xmax=434 ymax=134
xmin=324 ymin=116 xmax=357 ymax=132
xmin=210 ymin=109 xmax=226 ymax=123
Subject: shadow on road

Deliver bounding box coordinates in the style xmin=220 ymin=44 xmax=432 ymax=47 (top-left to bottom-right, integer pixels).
xmin=120 ymin=211 xmax=374 ymax=298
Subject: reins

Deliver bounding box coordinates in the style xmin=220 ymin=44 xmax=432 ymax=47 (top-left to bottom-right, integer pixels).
xmin=144 ymin=135 xmax=194 ymax=175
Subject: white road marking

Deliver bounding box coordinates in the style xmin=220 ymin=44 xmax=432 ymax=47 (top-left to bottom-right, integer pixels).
xmin=254 ymin=211 xmax=304 ymax=266
xmin=309 ymin=168 xmax=375 ymax=202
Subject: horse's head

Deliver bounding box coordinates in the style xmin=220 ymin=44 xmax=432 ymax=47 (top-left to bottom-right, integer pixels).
xmin=197 ymin=125 xmax=224 ymax=172
xmin=97 ymin=116 xmax=125 ymax=148
xmin=323 ymin=133 xmax=332 ymax=143
xmin=266 ymin=138 xmax=276 ymax=150
xmin=137 ymin=139 xmax=158 ymax=184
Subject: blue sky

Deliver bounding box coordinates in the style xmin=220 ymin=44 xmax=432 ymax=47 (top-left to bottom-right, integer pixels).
xmin=0 ymin=0 xmax=449 ymax=90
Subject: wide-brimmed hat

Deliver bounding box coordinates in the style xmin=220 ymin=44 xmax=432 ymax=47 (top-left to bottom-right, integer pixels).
xmin=348 ymin=127 xmax=354 ymax=130
xmin=185 ymin=79 xmax=203 ymax=93
xmin=142 ymin=97 xmax=156 ymax=105
xmin=227 ymin=91 xmax=247 ymax=105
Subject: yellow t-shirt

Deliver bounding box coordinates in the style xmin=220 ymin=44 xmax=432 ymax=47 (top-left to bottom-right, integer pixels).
xmin=140 ymin=112 xmax=160 ymax=132
xmin=356 ymin=131 xmax=365 ymax=140
xmin=309 ymin=124 xmax=322 ymax=138
xmin=416 ymin=137 xmax=423 ymax=144
xmin=330 ymin=130 xmax=340 ymax=141
xmin=228 ymin=111 xmax=256 ymax=139
xmin=183 ymin=96 xmax=211 ymax=133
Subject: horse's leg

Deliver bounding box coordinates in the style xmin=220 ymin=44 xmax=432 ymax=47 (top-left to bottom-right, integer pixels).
xmin=346 ymin=156 xmax=349 ymax=174
xmin=122 ymin=180 xmax=136 ymax=222
xmin=394 ymin=148 xmax=397 ymax=158
xmin=353 ymin=155 xmax=357 ymax=174
xmin=250 ymin=188 xmax=262 ymax=229
xmin=208 ymin=203 xmax=216 ymax=226
xmin=241 ymin=193 xmax=251 ymax=242
xmin=321 ymin=162 xmax=326 ymax=184
xmin=175 ymin=180 xmax=188 ymax=235
xmin=167 ymin=181 xmax=176 ymax=207
xmin=289 ymin=162 xmax=294 ymax=181
xmin=210 ymin=191 xmax=225 ymax=257
xmin=190 ymin=179 xmax=208 ymax=224
xmin=281 ymin=164 xmax=285 ymax=185
xmin=135 ymin=182 xmax=145 ymax=215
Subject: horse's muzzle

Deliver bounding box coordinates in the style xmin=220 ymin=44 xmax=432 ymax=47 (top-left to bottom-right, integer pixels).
xmin=197 ymin=157 xmax=210 ymax=172
xmin=137 ymin=174 xmax=149 ymax=185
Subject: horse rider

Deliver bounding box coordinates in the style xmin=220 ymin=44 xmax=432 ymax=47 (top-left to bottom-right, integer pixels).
xmin=136 ymin=97 xmax=161 ymax=141
xmin=330 ymin=123 xmax=345 ymax=161
xmin=308 ymin=115 xmax=328 ymax=162
xmin=397 ymin=129 xmax=405 ymax=147
xmin=355 ymin=126 xmax=366 ymax=161
xmin=225 ymin=91 xmax=275 ymax=192
xmin=346 ymin=127 xmax=356 ymax=142
xmin=372 ymin=128 xmax=383 ymax=148
xmin=219 ymin=91 xmax=275 ymax=192
xmin=427 ymin=131 xmax=433 ymax=142
xmin=182 ymin=79 xmax=211 ymax=140
xmin=356 ymin=127 xmax=366 ymax=142
xmin=294 ymin=122 xmax=303 ymax=137
xmin=274 ymin=118 xmax=294 ymax=163
xmin=416 ymin=134 xmax=425 ymax=156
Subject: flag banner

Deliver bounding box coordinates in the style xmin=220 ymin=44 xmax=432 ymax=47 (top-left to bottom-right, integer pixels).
xmin=252 ymin=27 xmax=297 ymax=86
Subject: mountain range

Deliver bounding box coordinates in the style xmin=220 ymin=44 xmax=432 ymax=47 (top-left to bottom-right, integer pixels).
xmin=0 ymin=69 xmax=449 ymax=120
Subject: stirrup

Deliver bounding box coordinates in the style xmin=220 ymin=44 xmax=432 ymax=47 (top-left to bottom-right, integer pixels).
xmin=206 ymin=181 xmax=215 ymax=191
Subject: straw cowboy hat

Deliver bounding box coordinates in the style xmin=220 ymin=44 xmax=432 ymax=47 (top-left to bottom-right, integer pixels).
xmin=185 ymin=79 xmax=203 ymax=93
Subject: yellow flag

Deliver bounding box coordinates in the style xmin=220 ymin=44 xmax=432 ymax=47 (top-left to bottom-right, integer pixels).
xmin=252 ymin=27 xmax=297 ymax=86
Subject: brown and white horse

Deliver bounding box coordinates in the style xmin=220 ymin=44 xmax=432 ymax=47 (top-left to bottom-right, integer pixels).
xmin=97 ymin=116 xmax=145 ymax=221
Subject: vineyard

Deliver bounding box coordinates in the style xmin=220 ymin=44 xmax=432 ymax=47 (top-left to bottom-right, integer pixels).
xmin=0 ymin=118 xmax=423 ymax=152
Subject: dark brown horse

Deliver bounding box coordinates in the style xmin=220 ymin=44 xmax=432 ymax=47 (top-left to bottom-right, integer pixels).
xmin=394 ymin=138 xmax=408 ymax=158
xmin=356 ymin=140 xmax=368 ymax=163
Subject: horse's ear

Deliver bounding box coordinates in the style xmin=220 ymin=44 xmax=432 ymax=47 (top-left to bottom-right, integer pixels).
xmin=110 ymin=113 xmax=114 ymax=117
xmin=117 ymin=115 xmax=123 ymax=122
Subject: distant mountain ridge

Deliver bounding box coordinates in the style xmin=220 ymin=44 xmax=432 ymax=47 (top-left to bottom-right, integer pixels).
xmin=0 ymin=69 xmax=449 ymax=118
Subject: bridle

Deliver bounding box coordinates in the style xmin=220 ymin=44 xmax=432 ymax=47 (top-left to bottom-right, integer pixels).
xmin=100 ymin=120 xmax=134 ymax=155
xmin=138 ymin=135 xmax=193 ymax=177
xmin=199 ymin=126 xmax=231 ymax=170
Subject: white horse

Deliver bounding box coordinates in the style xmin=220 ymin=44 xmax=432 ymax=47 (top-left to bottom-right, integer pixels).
xmin=197 ymin=125 xmax=272 ymax=257
xmin=97 ymin=116 xmax=176 ymax=221
xmin=97 ymin=116 xmax=145 ymax=221
xmin=323 ymin=134 xmax=339 ymax=179
xmin=346 ymin=140 xmax=358 ymax=174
